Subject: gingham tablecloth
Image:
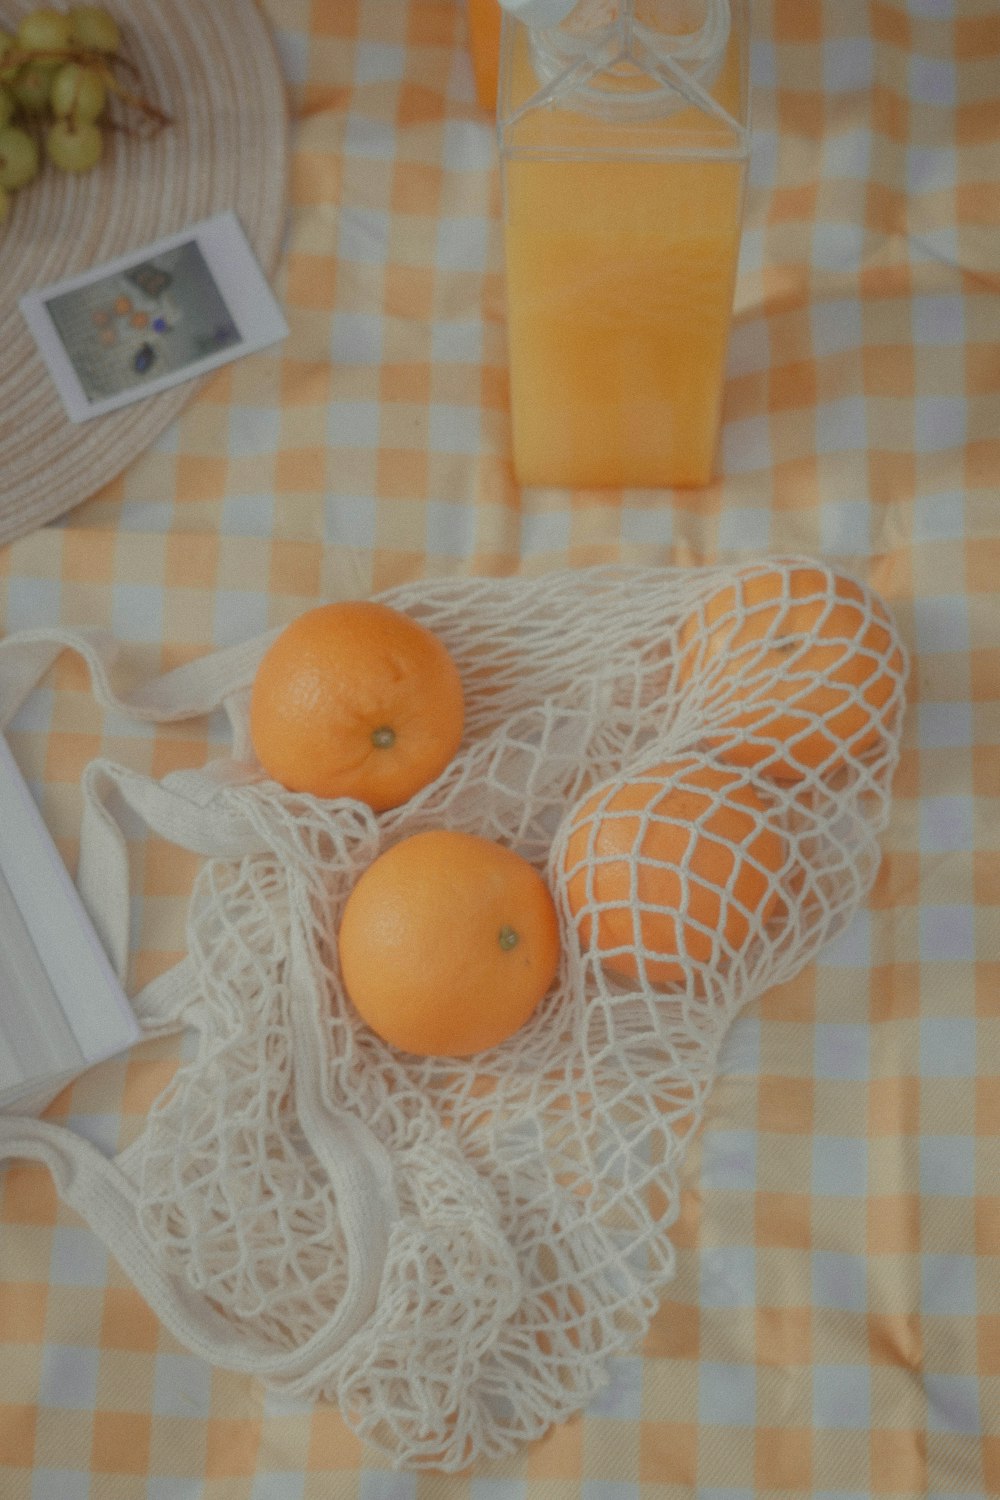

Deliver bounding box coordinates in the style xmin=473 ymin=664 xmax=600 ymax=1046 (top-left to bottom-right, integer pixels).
xmin=2 ymin=1 xmax=999 ymax=1494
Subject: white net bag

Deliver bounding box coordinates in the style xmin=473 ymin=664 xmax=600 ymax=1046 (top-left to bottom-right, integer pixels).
xmin=0 ymin=558 xmax=908 ymax=1470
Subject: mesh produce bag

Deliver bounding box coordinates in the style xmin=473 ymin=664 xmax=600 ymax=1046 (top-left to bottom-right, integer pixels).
xmin=0 ymin=559 xmax=908 ymax=1470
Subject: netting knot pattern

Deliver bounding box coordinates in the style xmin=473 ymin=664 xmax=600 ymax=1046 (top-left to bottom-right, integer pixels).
xmin=126 ymin=560 xmax=907 ymax=1469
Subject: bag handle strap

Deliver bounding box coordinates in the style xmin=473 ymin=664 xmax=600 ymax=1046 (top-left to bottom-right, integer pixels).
xmin=0 ymin=624 xmax=274 ymax=730
xmin=0 ymin=625 xmax=274 ymax=977
xmin=0 ymin=1109 xmax=390 ymax=1382
xmin=0 ymin=626 xmax=398 ymax=1376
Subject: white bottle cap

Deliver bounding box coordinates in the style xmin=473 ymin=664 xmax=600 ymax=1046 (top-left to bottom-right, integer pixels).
xmin=496 ymin=0 xmax=578 ymax=26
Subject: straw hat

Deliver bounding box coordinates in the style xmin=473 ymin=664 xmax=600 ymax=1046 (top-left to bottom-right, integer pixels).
xmin=0 ymin=0 xmax=288 ymax=546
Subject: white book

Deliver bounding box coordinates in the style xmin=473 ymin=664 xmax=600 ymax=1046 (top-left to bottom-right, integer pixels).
xmin=0 ymin=733 xmax=140 ymax=1113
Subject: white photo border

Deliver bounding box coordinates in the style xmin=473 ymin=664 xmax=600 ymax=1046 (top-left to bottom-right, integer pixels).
xmin=19 ymin=210 xmax=289 ymax=423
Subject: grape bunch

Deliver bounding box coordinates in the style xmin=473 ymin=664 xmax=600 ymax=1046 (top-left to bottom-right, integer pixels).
xmin=0 ymin=5 xmax=170 ymax=223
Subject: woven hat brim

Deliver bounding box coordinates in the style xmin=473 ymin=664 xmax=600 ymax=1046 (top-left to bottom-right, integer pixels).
xmin=0 ymin=0 xmax=289 ymax=547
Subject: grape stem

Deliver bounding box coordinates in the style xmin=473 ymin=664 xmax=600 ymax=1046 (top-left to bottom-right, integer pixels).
xmin=96 ymin=66 xmax=172 ymax=129
xmin=2 ymin=46 xmax=172 ymax=130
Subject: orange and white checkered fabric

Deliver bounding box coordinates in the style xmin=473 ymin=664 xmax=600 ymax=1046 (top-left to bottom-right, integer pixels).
xmin=2 ymin=0 xmax=999 ymax=1493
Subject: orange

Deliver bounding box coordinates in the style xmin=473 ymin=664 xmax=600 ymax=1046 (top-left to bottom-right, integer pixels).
xmin=338 ymin=829 xmax=561 ymax=1056
xmin=561 ymin=757 xmax=785 ymax=988
xmin=675 ymin=562 xmax=905 ymax=780
xmin=249 ymin=601 xmax=464 ymax=811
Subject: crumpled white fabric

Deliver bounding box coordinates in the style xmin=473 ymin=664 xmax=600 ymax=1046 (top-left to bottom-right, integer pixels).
xmin=0 ymin=560 xmax=908 ymax=1470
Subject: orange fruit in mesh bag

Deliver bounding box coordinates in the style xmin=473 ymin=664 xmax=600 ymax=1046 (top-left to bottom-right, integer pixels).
xmin=561 ymin=758 xmax=786 ymax=989
xmin=338 ymin=829 xmax=561 ymax=1056
xmin=249 ymin=601 xmax=464 ymax=811
xmin=675 ymin=562 xmax=905 ymax=781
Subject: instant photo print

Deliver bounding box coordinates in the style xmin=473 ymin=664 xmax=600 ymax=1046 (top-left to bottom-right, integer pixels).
xmin=19 ymin=211 xmax=288 ymax=422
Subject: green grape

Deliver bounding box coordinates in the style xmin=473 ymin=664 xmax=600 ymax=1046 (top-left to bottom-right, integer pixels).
xmin=45 ymin=117 xmax=103 ymax=171
xmin=51 ymin=61 xmax=107 ymax=122
xmin=0 ymin=182 xmax=10 ymax=224
xmin=69 ymin=5 xmax=120 ymax=54
xmin=12 ymin=60 xmax=57 ymax=114
xmin=17 ymin=8 xmax=73 ymax=53
xmin=0 ymin=82 xmax=14 ymax=129
xmin=0 ymin=124 xmax=40 ymax=189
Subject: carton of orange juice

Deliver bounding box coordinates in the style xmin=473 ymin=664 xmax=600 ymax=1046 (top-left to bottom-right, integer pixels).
xmin=497 ymin=0 xmax=750 ymax=489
